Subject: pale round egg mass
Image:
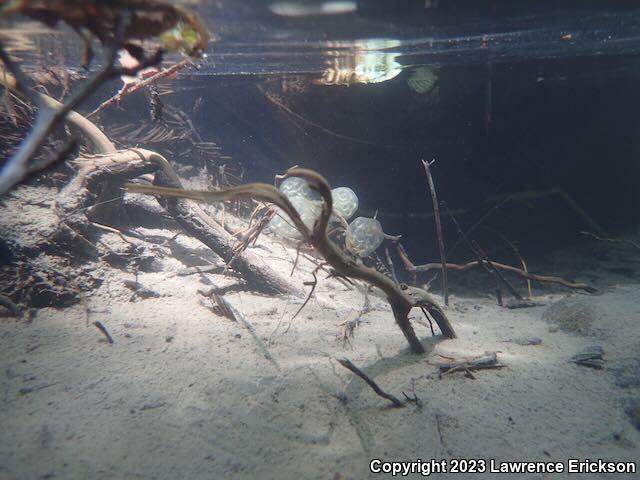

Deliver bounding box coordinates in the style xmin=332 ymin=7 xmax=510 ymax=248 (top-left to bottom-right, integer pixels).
xmin=331 ymin=187 xmax=358 ymax=220
xmin=346 ymin=216 xmax=384 ymax=257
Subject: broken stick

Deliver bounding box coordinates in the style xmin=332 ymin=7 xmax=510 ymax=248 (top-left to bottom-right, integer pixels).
xmin=438 ymin=351 xmax=503 ymax=376
xmin=92 ymin=321 xmax=114 ymax=344
xmin=337 ymin=358 xmax=404 ymax=408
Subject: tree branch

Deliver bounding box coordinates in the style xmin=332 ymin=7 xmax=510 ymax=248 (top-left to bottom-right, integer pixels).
xmin=0 ymin=13 xmax=161 ymax=195
xmin=126 ymin=168 xmax=457 ymax=353
xmin=337 ymin=358 xmax=404 ymax=408
xmin=421 ymin=159 xmax=448 ymax=305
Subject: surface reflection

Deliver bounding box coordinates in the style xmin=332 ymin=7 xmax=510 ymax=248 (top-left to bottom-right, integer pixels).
xmin=314 ymin=38 xmax=403 ymax=85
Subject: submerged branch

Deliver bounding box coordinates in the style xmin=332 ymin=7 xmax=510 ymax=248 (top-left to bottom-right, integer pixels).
xmin=337 ymin=358 xmax=404 ymax=408
xmin=0 ymin=14 xmax=133 ymax=194
xmin=421 ymin=159 xmax=448 ymax=306
xmin=127 ymin=168 xmax=456 ymax=353
xmin=396 ymin=246 xmax=595 ymax=293
xmin=87 ymin=58 xmax=194 ymax=118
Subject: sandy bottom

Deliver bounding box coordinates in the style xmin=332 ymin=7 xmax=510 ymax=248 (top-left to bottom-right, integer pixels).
xmin=1 ymin=225 xmax=639 ymax=480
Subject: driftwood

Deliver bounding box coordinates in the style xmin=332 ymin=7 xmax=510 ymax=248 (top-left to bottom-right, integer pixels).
xmin=0 ymin=81 xmax=301 ymax=297
xmin=54 ymin=146 xmax=302 ymax=296
xmin=54 ymin=150 xmax=158 ymax=228
xmin=438 ymin=351 xmax=504 ymax=377
xmin=126 ymin=168 xmax=456 ymax=353
xmin=149 ymin=164 xmax=303 ymax=297
xmin=395 ymin=243 xmax=595 ymax=293
xmin=0 ymin=14 xmax=153 ymax=194
xmin=0 ymin=294 xmax=20 ymax=317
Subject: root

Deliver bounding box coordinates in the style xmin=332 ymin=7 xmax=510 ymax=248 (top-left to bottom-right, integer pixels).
xmin=126 ymin=168 xmax=457 ymax=353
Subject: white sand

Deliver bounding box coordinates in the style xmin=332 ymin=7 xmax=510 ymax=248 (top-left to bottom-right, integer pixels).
xmin=1 ymin=226 xmax=639 ymax=479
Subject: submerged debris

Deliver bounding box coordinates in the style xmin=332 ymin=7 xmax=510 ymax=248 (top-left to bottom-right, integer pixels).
xmin=438 ymin=351 xmax=504 ymax=378
xmin=569 ymin=345 xmax=605 ymax=369
xmin=505 ymin=337 xmax=543 ymax=346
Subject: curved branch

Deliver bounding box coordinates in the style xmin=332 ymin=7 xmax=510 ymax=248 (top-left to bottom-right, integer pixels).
xmin=127 ymin=167 xmax=456 ymax=353
xmin=0 ymin=15 xmax=129 ymax=194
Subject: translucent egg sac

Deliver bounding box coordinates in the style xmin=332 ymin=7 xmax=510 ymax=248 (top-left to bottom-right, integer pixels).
xmin=268 ymin=207 xmax=301 ymax=239
xmin=331 ymin=187 xmax=358 ymax=220
xmin=268 ymin=196 xmax=321 ymax=239
xmin=346 ymin=216 xmax=384 ymax=257
xmin=279 ymin=177 xmax=321 ymax=201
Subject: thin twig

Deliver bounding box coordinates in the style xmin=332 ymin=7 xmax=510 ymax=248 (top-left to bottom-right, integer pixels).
xmin=472 ymin=240 xmax=524 ymax=301
xmin=168 ymin=263 xmax=225 ymax=277
xmin=225 ymin=296 xmax=281 ymax=372
xmin=443 ymin=201 xmax=522 ymax=302
xmin=338 ymin=289 xmax=371 ymax=348
xmin=420 ymin=307 xmax=436 ymax=336
xmin=92 ymin=321 xmax=114 ymax=344
xmin=401 ymin=379 xmax=423 ymax=408
xmin=434 ymin=412 xmax=445 ymax=449
xmin=442 ymin=202 xmax=503 ymax=303
xmin=421 ymin=159 xmax=448 ymax=306
xmin=486 ymin=227 xmax=532 ymax=298
xmin=337 ymin=358 xmax=404 ymax=408
xmin=210 ymin=292 xmax=237 ymax=321
xmin=292 ymin=265 xmax=321 ymax=320
xmin=398 ymin=257 xmax=595 ymax=293
xmin=87 ymin=58 xmax=193 ymax=118
xmin=448 ymin=197 xmax=508 ymax=258
xmin=384 ymin=245 xmax=400 ymax=286
xmin=580 ymin=231 xmax=640 ymax=250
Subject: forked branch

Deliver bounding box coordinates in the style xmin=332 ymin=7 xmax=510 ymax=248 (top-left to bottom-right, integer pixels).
xmin=126 ymin=168 xmax=456 ymax=353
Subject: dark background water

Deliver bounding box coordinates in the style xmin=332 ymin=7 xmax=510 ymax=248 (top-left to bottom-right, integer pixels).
xmin=3 ymin=0 xmax=640 ymax=266
xmin=174 ymin=0 xmax=640 ymax=264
